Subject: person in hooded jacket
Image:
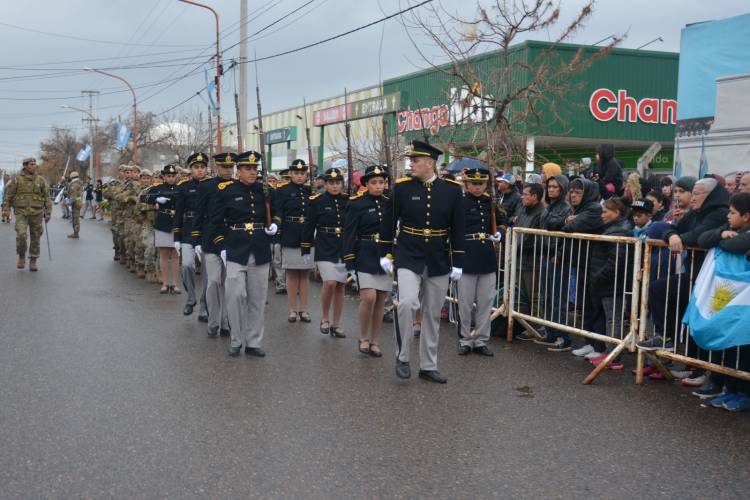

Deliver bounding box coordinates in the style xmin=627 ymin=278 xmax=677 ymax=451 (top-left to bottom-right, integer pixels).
xmin=595 ymin=144 xmax=624 ymax=199
xmin=496 ymin=173 xmax=521 ymax=227
xmin=534 ymin=175 xmax=574 ymax=351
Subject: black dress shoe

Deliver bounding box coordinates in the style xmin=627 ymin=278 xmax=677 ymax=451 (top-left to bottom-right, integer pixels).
xmin=458 ymin=345 xmax=472 ymax=355
xmin=419 ymin=370 xmax=447 ymax=384
xmin=244 ymin=347 xmax=266 ymax=357
xmin=219 ymin=328 xmax=230 ymax=337
xmin=197 ymin=314 xmax=209 ymax=323
xmin=183 ymin=304 xmax=194 ymax=316
xmin=474 ymin=345 xmax=494 ymax=357
xmin=207 ymin=328 xmax=219 ymax=337
xmin=395 ymin=360 xmax=411 ymax=379
xmin=227 ymin=345 xmax=241 ymax=357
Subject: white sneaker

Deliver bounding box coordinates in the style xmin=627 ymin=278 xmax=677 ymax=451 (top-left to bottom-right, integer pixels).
xmin=572 ymin=344 xmax=594 ymax=357
xmin=585 ymin=349 xmax=603 ymax=360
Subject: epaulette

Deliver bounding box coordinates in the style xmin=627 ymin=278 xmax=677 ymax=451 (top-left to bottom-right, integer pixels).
xmin=444 ymin=178 xmax=462 ymax=186
xmin=309 ymin=193 xmax=321 ymax=200
xmin=199 ymin=176 xmax=213 ymax=182
xmin=482 ymin=192 xmax=491 ymax=198
xmin=153 ymin=182 xmax=163 ymax=186
xmin=349 ymin=191 xmax=364 ymax=201
xmin=276 ymin=181 xmax=289 ymax=188
xmin=177 ymin=179 xmax=189 ymax=185
xmin=218 ymin=180 xmax=234 ymax=190
xmin=382 ymin=195 xmax=390 ymax=201
xmin=395 ymin=177 xmax=413 ymax=184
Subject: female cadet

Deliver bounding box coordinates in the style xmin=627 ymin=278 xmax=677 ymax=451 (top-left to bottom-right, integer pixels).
xmin=301 ymin=167 xmax=348 ymax=337
xmin=273 ymin=159 xmax=313 ymax=322
xmin=148 ymin=164 xmax=180 ymax=293
xmin=342 ymin=165 xmax=393 ymax=357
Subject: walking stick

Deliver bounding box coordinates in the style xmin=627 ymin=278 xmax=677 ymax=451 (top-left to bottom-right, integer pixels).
xmin=43 ymin=209 xmax=52 ymax=260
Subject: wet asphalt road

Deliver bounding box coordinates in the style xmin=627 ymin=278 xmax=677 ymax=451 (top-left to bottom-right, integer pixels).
xmin=1 ymin=211 xmax=749 ymax=499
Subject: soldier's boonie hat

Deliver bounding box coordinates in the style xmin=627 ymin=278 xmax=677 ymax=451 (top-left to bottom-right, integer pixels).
xmin=405 ymin=140 xmax=442 ymax=161
xmin=22 ymin=156 xmax=37 ymax=165
xmin=463 ymin=168 xmax=489 ymax=182
xmin=162 ymin=164 xmax=178 ymax=175
xmin=118 ymin=164 xmax=127 ymax=171
xmin=237 ymin=150 xmax=262 ymax=167
xmin=323 ymin=167 xmax=343 ymax=181
xmin=360 ymin=164 xmax=389 ymax=184
xmin=213 ymin=152 xmax=236 ymax=167
xmin=187 ymin=152 xmax=208 ymax=167
xmin=140 ymin=169 xmax=153 ymax=177
xmin=632 ymin=198 xmax=654 ymax=214
xmin=289 ymin=159 xmax=307 ymax=171
xmin=130 ymin=164 xmax=141 ymax=173
xmin=70 ymin=171 xmax=79 ymax=179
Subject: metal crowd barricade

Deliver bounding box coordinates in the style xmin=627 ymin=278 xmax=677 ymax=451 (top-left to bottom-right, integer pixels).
xmin=507 ymin=227 xmax=643 ymax=384
xmin=635 ymin=240 xmax=750 ymax=384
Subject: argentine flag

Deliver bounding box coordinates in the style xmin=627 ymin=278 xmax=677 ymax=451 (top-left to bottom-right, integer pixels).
xmin=683 ymin=248 xmax=750 ymax=350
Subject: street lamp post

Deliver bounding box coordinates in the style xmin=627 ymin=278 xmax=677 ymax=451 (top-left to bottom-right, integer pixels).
xmin=85 ymin=67 xmax=138 ymax=163
xmin=60 ymin=104 xmax=99 ymax=182
xmin=179 ymin=0 xmax=222 ymax=154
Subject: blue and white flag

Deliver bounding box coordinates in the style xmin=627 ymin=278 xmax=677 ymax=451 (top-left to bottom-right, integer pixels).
xmin=698 ymin=133 xmax=709 ymax=178
xmin=115 ymin=123 xmax=131 ymax=150
xmin=683 ymin=248 xmax=750 ymax=350
xmin=204 ymin=65 xmax=218 ymax=112
xmin=76 ymin=144 xmax=92 ymax=162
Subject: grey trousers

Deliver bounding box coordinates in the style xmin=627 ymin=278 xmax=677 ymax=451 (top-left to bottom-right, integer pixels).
xmin=181 ymin=243 xmax=207 ymax=315
xmin=226 ymin=254 xmax=270 ymax=349
xmin=458 ymin=272 xmax=495 ymax=347
xmin=204 ymin=252 xmax=229 ymax=333
xmin=395 ymin=268 xmax=449 ymax=371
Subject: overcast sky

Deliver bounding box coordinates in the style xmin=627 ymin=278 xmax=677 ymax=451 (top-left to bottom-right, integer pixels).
xmin=0 ymin=0 xmax=747 ymax=171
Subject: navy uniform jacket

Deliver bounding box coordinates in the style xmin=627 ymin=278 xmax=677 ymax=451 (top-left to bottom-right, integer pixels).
xmin=209 ymin=179 xmax=273 ymax=266
xmin=272 ymin=181 xmax=311 ymax=248
xmin=142 ymin=182 xmax=178 ymax=233
xmin=192 ymin=176 xmax=228 ymax=254
xmin=301 ymin=192 xmax=348 ymax=263
xmin=389 ymin=176 xmax=465 ymax=276
xmin=343 ymin=192 xmax=393 ymax=274
xmin=173 ymin=177 xmax=207 ymax=244
xmin=462 ymin=192 xmax=497 ymax=275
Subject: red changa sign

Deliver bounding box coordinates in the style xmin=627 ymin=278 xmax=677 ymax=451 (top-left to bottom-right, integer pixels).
xmin=589 ymin=88 xmax=677 ymax=125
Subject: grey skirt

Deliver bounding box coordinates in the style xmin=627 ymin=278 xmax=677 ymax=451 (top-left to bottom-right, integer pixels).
xmin=281 ymin=246 xmax=314 ymax=270
xmin=154 ymin=229 xmax=174 ymax=248
xmin=357 ymin=271 xmax=392 ymax=292
xmin=317 ymin=261 xmax=347 ymax=283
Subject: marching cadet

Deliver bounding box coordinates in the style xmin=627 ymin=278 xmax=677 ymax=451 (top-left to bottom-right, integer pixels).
xmin=273 ymin=159 xmax=313 ymax=323
xmin=143 ymin=164 xmax=181 ymax=293
xmin=174 ymin=152 xmax=210 ymax=317
xmin=192 ymin=152 xmax=235 ymax=335
xmin=382 ymin=140 xmax=465 ymax=384
xmin=1 ymin=157 xmax=52 ymax=271
xmin=301 ymin=167 xmax=349 ymax=338
xmin=210 ymin=151 xmax=277 ymax=357
xmin=66 ymin=171 xmax=83 ymax=239
xmin=457 ymin=168 xmax=501 ymax=356
xmin=342 ymin=165 xmax=393 ymax=356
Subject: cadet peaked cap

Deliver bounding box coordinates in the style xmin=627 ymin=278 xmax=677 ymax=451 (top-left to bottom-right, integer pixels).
xmin=360 ymin=164 xmax=389 ymax=184
xmin=187 ymin=152 xmax=208 ymax=167
xmin=632 ymin=198 xmax=654 ymax=213
xmin=213 ymin=152 xmax=237 ymax=166
xmin=323 ymin=167 xmax=343 ymax=181
xmin=237 ymin=150 xmax=262 ymax=167
xmin=289 ymin=159 xmax=307 ymax=171
xmin=463 ymin=168 xmax=489 ymax=182
xmin=405 ymin=140 xmax=442 ymax=161
xmin=162 ymin=164 xmax=178 ymax=175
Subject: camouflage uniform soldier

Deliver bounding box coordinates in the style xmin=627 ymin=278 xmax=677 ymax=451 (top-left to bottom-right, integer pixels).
xmin=1 ymin=157 xmax=52 ymax=271
xmin=103 ymin=166 xmax=126 ymax=260
xmin=132 ymin=169 xmax=153 ymax=278
xmin=67 ymin=171 xmax=83 ymax=238
xmin=139 ymin=172 xmax=162 ymax=284
xmin=120 ymin=165 xmax=142 ymax=273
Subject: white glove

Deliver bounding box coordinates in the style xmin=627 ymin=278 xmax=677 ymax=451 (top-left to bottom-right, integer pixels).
xmin=220 ymin=250 xmax=227 ymax=266
xmin=379 ymin=256 xmax=393 ymax=274
xmin=264 ymin=222 xmax=278 ymax=236
xmin=450 ymin=267 xmax=463 ymax=281
xmin=156 ymin=196 xmax=169 ymax=204
xmin=174 ymin=242 xmax=181 ymax=254
xmin=194 ymin=245 xmax=202 ymax=262
xmin=489 ymin=231 xmax=502 ymax=243
xmin=302 ymin=253 xmax=311 ymax=265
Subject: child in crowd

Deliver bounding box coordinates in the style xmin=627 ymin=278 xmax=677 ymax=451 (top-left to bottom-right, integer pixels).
xmin=631 ymin=198 xmax=654 ymax=238
xmin=646 ymin=190 xmax=668 ymax=222
xmin=695 ymin=192 xmax=750 ymax=411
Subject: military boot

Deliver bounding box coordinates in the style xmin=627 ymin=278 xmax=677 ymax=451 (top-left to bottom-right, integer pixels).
xmin=17 ymin=256 xmax=25 ymax=269
xmin=67 ymin=233 xmax=79 ymax=239
xmin=29 ymin=258 xmax=38 ymax=272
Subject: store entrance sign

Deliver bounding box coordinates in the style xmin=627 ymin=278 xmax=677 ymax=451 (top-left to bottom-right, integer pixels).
xmin=589 ymin=88 xmax=677 ymax=125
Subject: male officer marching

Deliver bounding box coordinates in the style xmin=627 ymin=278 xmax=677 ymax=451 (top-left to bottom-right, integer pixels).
xmin=382 ymin=140 xmax=465 ymax=383
xmin=2 ymin=157 xmax=52 ymax=271
xmin=66 ymin=171 xmax=83 ymax=239
xmin=174 ymin=152 xmax=210 ymax=317
xmin=210 ymin=151 xmax=277 ymax=357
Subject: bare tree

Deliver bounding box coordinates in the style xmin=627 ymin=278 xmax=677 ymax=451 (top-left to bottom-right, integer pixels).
xmin=38 ymin=127 xmax=82 ymax=183
xmin=155 ymin=110 xmax=214 ymax=165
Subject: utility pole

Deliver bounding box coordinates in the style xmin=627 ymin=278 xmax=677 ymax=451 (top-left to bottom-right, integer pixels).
xmin=81 ymin=90 xmax=100 ymax=182
xmin=238 ymin=0 xmax=248 ymax=153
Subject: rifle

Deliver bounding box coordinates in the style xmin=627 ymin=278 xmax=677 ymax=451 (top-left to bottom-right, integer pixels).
xmin=301 ymin=98 xmax=315 ymax=185
xmin=254 ymin=58 xmax=272 ymax=228
xmin=477 ymin=82 xmax=498 ymax=235
xmin=344 ymin=89 xmax=354 ymax=196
